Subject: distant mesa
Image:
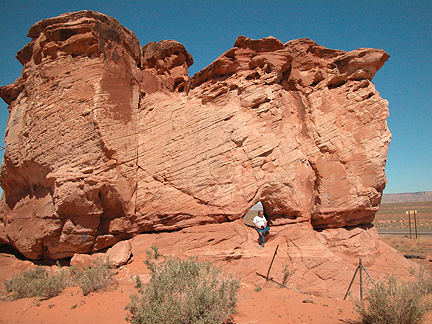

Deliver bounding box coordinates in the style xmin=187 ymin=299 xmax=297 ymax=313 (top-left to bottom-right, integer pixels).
xmin=0 ymin=10 xmax=391 ymax=261
xmin=382 ymin=191 xmax=432 ymax=203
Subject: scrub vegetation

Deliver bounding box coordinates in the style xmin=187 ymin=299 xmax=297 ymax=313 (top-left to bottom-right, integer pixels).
xmin=353 ymin=270 xmax=432 ymax=324
xmin=4 ymin=258 xmax=115 ymax=300
xmin=126 ymin=247 xmax=239 ymax=324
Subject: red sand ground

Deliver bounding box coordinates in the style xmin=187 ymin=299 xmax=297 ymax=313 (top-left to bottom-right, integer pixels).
xmin=0 ymin=276 xmax=358 ymax=324
xmin=0 ymin=251 xmax=361 ymax=324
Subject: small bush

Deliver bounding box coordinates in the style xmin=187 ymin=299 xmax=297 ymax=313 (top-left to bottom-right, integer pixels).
xmin=4 ymin=266 xmax=67 ymax=300
xmin=72 ymin=258 xmax=116 ymax=296
xmin=134 ymin=275 xmax=144 ymax=293
xmin=126 ymin=257 xmax=239 ymax=324
xmin=415 ymin=267 xmax=432 ymax=296
xmin=353 ymin=275 xmax=431 ymax=324
xmin=4 ymin=257 xmax=116 ymax=300
xmin=282 ymin=264 xmax=295 ymax=286
xmin=150 ymin=245 xmax=160 ymax=260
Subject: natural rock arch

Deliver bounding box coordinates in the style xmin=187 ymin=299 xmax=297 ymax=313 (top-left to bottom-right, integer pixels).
xmin=0 ymin=10 xmax=390 ymax=259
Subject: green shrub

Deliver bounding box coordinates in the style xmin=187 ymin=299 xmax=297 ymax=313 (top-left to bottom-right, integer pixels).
xmin=126 ymin=257 xmax=240 ymax=324
xmin=72 ymin=257 xmax=116 ymax=296
xmin=4 ymin=257 xmax=116 ymax=300
xmin=4 ymin=266 xmax=67 ymax=300
xmin=150 ymin=245 xmax=160 ymax=260
xmin=353 ymin=275 xmax=431 ymax=324
xmin=415 ymin=267 xmax=432 ymax=296
xmin=134 ymin=275 xmax=144 ymax=293
xmin=282 ymin=264 xmax=295 ymax=286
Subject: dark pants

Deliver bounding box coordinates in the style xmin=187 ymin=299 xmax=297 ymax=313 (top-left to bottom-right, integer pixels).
xmin=256 ymin=226 xmax=270 ymax=245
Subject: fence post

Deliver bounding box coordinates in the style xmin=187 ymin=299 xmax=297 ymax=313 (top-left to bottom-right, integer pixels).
xmin=344 ymin=257 xmax=376 ymax=300
xmin=406 ymin=211 xmax=412 ymax=238
xmin=344 ymin=266 xmax=359 ymax=300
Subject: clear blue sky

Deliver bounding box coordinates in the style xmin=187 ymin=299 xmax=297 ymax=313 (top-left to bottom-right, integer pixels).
xmin=0 ymin=0 xmax=431 ymax=194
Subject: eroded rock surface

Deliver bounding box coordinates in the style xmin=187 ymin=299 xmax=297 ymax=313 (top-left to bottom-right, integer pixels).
xmin=0 ymin=10 xmax=391 ymax=259
xmin=127 ymin=220 xmax=414 ymax=299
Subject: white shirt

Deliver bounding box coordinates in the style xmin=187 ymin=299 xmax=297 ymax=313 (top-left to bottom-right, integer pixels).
xmin=253 ymin=215 xmax=267 ymax=229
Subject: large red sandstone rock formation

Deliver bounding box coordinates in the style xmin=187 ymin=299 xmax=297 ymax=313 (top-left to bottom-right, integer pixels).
xmin=0 ymin=11 xmax=391 ymax=260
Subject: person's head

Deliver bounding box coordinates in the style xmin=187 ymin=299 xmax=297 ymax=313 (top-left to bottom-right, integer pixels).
xmin=258 ymin=210 xmax=264 ymax=217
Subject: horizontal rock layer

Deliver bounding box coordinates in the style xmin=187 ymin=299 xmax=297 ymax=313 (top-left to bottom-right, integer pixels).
xmin=0 ymin=10 xmax=390 ymax=259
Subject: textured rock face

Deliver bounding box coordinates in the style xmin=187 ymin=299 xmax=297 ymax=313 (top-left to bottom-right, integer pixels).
xmin=0 ymin=11 xmax=391 ymax=259
xmin=128 ymin=221 xmax=414 ymax=299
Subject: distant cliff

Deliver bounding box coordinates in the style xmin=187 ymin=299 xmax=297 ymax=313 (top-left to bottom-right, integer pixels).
xmin=382 ymin=191 xmax=432 ymax=203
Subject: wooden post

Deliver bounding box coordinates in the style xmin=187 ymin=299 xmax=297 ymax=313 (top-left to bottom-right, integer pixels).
xmin=265 ymin=245 xmax=279 ymax=282
xmin=406 ymin=210 xmax=418 ymax=239
xmin=407 ymin=211 xmax=412 ymax=238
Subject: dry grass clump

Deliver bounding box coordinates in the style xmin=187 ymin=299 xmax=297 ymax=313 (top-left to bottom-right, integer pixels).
xmin=353 ymin=270 xmax=432 ymax=324
xmin=4 ymin=266 xmax=68 ymax=300
xmin=4 ymin=257 xmax=115 ymax=300
xmin=69 ymin=258 xmax=116 ymax=296
xmin=126 ymin=248 xmax=239 ymax=324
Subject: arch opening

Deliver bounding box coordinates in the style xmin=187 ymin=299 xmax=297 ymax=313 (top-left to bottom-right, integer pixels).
xmin=242 ymin=201 xmax=265 ymax=228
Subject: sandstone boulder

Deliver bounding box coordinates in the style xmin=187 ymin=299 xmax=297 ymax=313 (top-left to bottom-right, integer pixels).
xmin=105 ymin=240 xmax=132 ymax=267
xmin=69 ymin=239 xmax=131 ymax=268
xmin=70 ymin=253 xmax=100 ymax=269
xmin=0 ymin=10 xmax=391 ymax=259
